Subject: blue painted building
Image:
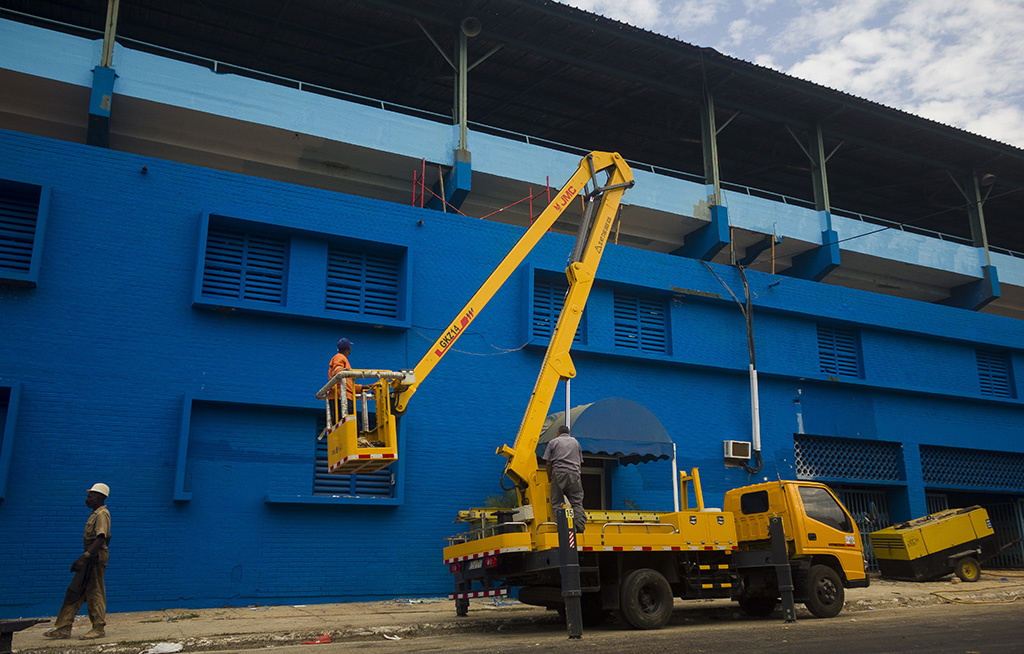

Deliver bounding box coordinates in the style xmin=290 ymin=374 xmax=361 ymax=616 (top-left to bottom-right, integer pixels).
xmin=1 ymin=2 xmax=1022 ymax=618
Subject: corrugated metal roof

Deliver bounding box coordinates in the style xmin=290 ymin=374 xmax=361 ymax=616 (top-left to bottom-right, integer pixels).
xmin=2 ymin=0 xmax=1023 ymax=251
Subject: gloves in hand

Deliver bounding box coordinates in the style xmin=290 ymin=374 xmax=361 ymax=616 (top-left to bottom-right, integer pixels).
xmin=71 ymin=553 xmax=91 ymax=573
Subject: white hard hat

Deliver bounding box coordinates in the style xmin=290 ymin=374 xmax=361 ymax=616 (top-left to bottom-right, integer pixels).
xmin=88 ymin=483 xmax=110 ymax=497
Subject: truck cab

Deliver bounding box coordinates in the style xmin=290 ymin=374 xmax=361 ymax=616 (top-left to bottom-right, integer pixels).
xmin=724 ymin=480 xmax=869 ymax=618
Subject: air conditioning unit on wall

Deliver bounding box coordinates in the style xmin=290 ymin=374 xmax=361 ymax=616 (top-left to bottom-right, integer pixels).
xmin=724 ymin=440 xmax=752 ymax=460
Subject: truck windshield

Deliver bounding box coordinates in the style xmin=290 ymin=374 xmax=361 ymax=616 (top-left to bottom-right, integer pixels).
xmin=798 ymin=486 xmax=853 ymax=533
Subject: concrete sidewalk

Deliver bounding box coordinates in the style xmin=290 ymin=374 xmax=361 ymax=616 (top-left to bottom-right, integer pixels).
xmin=13 ymin=572 xmax=1024 ymax=653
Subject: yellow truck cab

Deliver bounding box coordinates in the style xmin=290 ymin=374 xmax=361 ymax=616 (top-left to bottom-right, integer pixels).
xmin=724 ymin=480 xmax=869 ymax=618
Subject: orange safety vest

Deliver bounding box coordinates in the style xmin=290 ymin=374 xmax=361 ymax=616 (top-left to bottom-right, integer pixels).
xmin=328 ymin=352 xmax=361 ymax=401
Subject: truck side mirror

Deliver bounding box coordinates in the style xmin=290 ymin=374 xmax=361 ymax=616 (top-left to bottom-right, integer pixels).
xmin=865 ymin=501 xmax=880 ymax=524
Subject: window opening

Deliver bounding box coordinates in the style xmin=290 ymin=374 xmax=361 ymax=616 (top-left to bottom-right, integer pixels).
xmin=0 ymin=179 xmax=41 ymax=279
xmin=613 ymin=292 xmax=667 ymax=353
xmin=740 ymin=490 xmax=770 ymax=515
xmin=326 ymin=246 xmax=401 ymax=319
xmin=976 ymin=349 xmax=1013 ymax=398
xmin=532 ymin=275 xmax=584 ymax=343
xmin=202 ymin=225 xmax=286 ymax=303
xmin=817 ymin=325 xmax=860 ymax=378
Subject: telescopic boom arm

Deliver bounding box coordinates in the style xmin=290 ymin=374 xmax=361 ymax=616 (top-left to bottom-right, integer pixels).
xmin=392 ymin=151 xmax=634 ymax=416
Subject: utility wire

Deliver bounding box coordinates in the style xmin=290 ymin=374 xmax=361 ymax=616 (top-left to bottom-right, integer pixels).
xmin=412 ymin=327 xmax=527 ymax=356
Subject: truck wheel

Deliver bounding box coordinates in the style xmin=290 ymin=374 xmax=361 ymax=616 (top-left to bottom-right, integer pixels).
xmin=738 ymin=596 xmax=778 ymax=617
xmin=955 ymin=556 xmax=981 ymax=582
xmin=805 ymin=564 xmax=844 ymax=618
xmin=618 ymin=568 xmax=673 ymax=630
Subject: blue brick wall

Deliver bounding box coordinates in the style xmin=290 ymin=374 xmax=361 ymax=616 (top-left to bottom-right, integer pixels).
xmin=1 ymin=129 xmax=1023 ymax=618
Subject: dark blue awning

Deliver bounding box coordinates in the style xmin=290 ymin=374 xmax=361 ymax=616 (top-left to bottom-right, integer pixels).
xmin=536 ymin=397 xmax=674 ymax=465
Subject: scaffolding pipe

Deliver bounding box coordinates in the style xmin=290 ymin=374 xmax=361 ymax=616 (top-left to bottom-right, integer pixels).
xmin=100 ymin=0 xmax=121 ymax=68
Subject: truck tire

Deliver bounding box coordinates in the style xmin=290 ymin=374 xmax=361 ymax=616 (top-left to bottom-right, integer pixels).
xmin=805 ymin=564 xmax=844 ymax=618
xmin=738 ymin=596 xmax=778 ymax=617
xmin=955 ymin=556 xmax=981 ymax=582
xmin=618 ymin=568 xmax=673 ymax=630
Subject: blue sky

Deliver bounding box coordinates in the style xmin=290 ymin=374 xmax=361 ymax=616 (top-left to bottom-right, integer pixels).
xmin=558 ymin=1 xmax=1024 ymax=148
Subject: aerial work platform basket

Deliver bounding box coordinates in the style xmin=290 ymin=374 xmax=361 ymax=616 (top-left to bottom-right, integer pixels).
xmin=316 ymin=369 xmax=407 ymax=475
xmin=869 ymin=506 xmax=999 ymax=582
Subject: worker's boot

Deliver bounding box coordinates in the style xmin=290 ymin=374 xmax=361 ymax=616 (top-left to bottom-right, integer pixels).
xmin=42 ymin=628 xmax=71 ymax=639
xmin=79 ymin=628 xmax=105 ymax=640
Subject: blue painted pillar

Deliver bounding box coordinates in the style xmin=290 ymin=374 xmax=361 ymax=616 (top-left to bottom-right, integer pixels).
xmin=785 ymin=212 xmax=840 ymax=281
xmin=672 ymin=204 xmax=730 ymax=260
xmin=428 ymin=150 xmax=472 ymax=213
xmin=87 ymin=66 xmax=117 ymax=148
xmin=889 ymin=443 xmax=927 ymax=523
xmin=941 ymin=264 xmax=1000 ymax=311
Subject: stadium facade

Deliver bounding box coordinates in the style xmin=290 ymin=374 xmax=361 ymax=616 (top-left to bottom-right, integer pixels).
xmin=1 ymin=1 xmax=1022 ymax=617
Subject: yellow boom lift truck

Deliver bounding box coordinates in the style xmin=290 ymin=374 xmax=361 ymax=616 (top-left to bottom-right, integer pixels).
xmin=316 ymin=152 xmax=868 ymax=632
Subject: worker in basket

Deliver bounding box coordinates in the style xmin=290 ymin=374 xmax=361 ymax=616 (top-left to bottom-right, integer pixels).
xmin=327 ymin=338 xmax=381 ymax=447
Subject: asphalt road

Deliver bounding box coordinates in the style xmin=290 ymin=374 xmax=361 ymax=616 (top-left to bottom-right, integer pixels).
xmin=197 ymin=600 xmax=1024 ymax=654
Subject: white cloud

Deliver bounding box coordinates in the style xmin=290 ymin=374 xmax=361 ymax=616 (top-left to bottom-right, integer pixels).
xmin=779 ymin=1 xmax=1024 ymax=146
xmin=724 ymin=18 xmax=765 ymax=49
xmin=557 ymin=0 xmax=1024 ymax=146
xmin=558 ymin=0 xmax=728 ymax=32
xmin=557 ymin=0 xmax=665 ymax=27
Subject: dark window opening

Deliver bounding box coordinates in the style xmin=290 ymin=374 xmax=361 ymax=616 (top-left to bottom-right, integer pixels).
xmin=201 ymin=225 xmax=286 ymax=304
xmin=817 ymin=325 xmax=861 ymax=378
xmin=614 ymin=292 xmax=667 ymax=353
xmin=740 ymin=490 xmax=770 ymax=515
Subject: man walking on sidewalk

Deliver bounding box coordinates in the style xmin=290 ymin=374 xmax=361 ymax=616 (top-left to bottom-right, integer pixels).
xmin=543 ymin=425 xmax=586 ymax=533
xmin=43 ymin=483 xmax=112 ymax=640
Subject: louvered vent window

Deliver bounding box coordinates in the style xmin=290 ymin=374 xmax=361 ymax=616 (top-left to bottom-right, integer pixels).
xmin=326 ymin=246 xmax=401 ymax=319
xmin=614 ymin=292 xmax=667 ymax=353
xmin=976 ymin=349 xmax=1013 ymax=398
xmin=314 ymin=419 xmax=394 ymax=497
xmin=201 ymin=226 xmax=286 ymax=304
xmin=817 ymin=325 xmax=861 ymax=378
xmin=0 ymin=179 xmax=41 ymax=278
xmin=532 ymin=277 xmax=583 ymax=343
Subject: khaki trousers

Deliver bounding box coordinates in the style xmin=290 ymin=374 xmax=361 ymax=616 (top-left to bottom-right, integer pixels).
xmin=54 ymin=554 xmax=107 ymax=632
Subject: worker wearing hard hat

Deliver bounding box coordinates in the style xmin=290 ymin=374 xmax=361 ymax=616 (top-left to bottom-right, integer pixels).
xmin=327 ymin=338 xmax=364 ymax=425
xmin=43 ymin=483 xmax=112 ymax=640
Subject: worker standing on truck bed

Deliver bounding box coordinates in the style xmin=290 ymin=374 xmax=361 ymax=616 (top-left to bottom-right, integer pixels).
xmin=543 ymin=425 xmax=586 ymax=533
xmin=327 ymin=338 xmax=363 ymax=425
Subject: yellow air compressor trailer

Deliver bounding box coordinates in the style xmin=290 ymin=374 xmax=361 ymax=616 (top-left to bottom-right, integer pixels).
xmin=869 ymin=506 xmax=998 ymax=582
